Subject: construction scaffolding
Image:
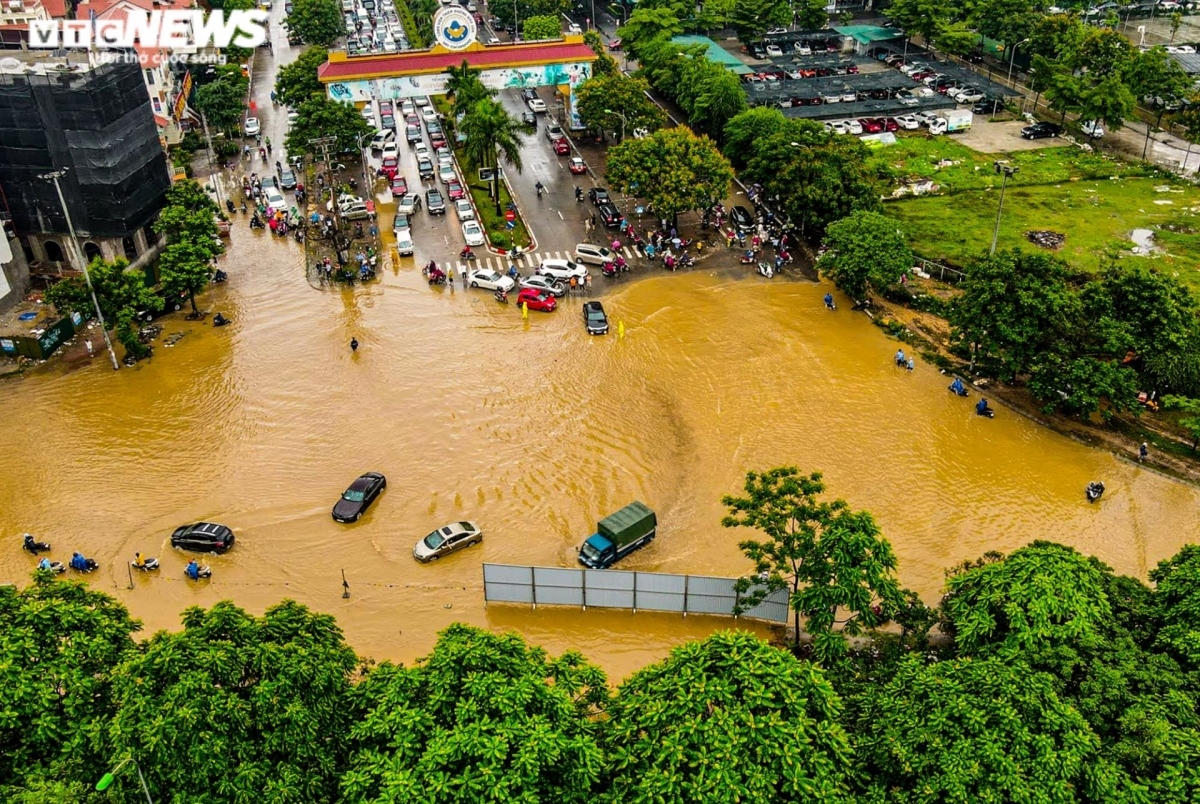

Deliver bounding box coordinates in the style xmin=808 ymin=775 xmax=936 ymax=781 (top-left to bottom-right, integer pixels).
xmin=0 ymin=56 xmax=169 ymax=239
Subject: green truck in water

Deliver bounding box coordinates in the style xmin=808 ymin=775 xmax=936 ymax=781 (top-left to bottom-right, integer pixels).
xmin=577 ymin=501 xmax=657 ymax=569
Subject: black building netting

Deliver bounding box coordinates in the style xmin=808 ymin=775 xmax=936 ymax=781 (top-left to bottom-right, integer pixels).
xmin=0 ymin=57 xmax=169 ymax=239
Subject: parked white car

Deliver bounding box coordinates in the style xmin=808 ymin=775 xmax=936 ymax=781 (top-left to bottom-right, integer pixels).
xmin=395 ymin=229 xmax=414 ymax=256
xmin=527 ymin=98 xmax=547 ymax=113
xmin=519 ymin=274 xmax=567 ymax=296
xmin=894 ymin=114 xmax=920 ymax=130
xmin=826 ymin=120 xmax=850 ymax=134
xmin=467 ymin=269 xmax=515 ymax=291
xmin=1081 ymin=119 xmax=1105 ymax=138
xmin=413 ymin=521 xmax=482 ymax=562
xmin=244 ymin=117 xmax=260 ymax=136
xmin=765 ymin=44 xmax=783 ymax=57
xmin=844 ymin=119 xmax=863 ymax=135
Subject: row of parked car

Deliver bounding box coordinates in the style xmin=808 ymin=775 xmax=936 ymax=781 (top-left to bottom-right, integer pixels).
xmin=876 ymin=53 xmax=1003 ymax=108
xmin=747 ymin=36 xmax=843 ymax=59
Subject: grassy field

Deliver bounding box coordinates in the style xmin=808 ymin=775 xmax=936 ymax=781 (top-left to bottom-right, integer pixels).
xmin=879 ymin=137 xmax=1200 ymax=290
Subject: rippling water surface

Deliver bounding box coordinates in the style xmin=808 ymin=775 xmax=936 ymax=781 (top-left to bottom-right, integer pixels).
xmin=2 ymin=227 xmax=1197 ymax=679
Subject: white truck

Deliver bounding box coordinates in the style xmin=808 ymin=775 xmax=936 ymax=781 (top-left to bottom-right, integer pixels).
xmin=928 ymin=109 xmax=973 ymax=135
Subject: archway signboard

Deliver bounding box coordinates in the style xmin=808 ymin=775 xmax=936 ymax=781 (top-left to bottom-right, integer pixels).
xmin=318 ymin=35 xmax=597 ymax=129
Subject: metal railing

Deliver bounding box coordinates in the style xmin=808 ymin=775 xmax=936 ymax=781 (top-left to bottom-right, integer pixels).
xmin=482 ymin=563 xmax=791 ymax=623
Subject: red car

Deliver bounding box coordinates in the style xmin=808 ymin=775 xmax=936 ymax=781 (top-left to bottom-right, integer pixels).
xmin=380 ymin=156 xmax=399 ymax=178
xmin=430 ymin=132 xmax=447 ymax=149
xmin=858 ymin=118 xmax=884 ymax=134
xmin=390 ymin=174 xmax=408 ymax=196
xmin=553 ymin=137 xmax=570 ymax=155
xmin=446 ymin=180 xmax=465 ymax=200
xmin=883 ymin=118 xmax=900 ymax=132
xmin=568 ymin=156 xmax=587 ymax=174
xmin=607 ymin=38 xmax=621 ymax=50
xmin=517 ymin=288 xmax=556 ymax=312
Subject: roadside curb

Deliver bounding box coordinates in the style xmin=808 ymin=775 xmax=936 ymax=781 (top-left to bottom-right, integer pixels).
xmin=486 ymin=168 xmax=538 ymax=256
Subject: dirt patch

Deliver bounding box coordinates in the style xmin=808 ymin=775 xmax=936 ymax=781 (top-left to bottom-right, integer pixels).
xmin=955 ymin=119 xmax=1065 ymax=154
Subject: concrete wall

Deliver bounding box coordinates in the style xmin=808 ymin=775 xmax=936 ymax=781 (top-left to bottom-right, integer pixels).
xmin=0 ymin=235 xmax=30 ymax=316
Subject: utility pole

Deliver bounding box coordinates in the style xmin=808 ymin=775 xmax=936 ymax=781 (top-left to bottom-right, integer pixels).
xmin=990 ymin=161 xmax=1019 ymax=256
xmin=310 ymin=135 xmax=348 ymax=268
xmin=39 ymin=169 xmax=120 ymax=371
xmin=199 ymin=110 xmax=224 ymax=209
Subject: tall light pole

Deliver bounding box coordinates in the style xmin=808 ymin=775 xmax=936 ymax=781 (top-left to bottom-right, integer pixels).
xmin=1006 ymin=37 xmax=1030 ymax=88
xmin=96 ymin=756 xmax=155 ymax=804
xmin=990 ymin=160 xmax=1019 ymax=255
xmin=604 ymin=107 xmax=627 ymax=141
xmin=357 ymin=131 xmax=374 ymax=198
xmin=40 ymin=169 xmax=120 ymax=371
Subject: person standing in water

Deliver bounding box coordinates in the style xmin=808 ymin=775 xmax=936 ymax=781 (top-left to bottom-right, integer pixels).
xmin=350 ymin=337 xmax=359 ymax=352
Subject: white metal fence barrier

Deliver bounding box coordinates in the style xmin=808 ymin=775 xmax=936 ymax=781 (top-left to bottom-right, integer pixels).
xmin=482 ymin=563 xmax=791 ymax=623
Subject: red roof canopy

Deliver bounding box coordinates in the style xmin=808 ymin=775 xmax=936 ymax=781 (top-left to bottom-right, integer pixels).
xmin=318 ymin=41 xmax=596 ymax=82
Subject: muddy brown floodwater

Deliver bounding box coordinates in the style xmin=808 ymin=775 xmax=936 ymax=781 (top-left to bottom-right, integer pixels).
xmin=3 ymin=227 xmax=1199 ymax=681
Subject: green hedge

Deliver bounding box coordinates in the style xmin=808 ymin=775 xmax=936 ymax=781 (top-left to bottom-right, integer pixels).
xmin=395 ymin=0 xmax=426 ymax=48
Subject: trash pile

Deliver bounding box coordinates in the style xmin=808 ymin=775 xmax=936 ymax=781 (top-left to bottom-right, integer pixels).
xmin=1026 ymin=230 xmax=1066 ymax=249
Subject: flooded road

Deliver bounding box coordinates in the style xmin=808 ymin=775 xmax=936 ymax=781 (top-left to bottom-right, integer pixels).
xmin=3 ymin=222 xmax=1199 ymax=680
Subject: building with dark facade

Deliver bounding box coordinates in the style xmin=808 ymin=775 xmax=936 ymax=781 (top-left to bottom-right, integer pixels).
xmin=0 ymin=51 xmax=170 ymax=276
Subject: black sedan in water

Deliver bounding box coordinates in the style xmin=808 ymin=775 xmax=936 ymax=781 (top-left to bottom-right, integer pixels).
xmin=332 ymin=472 xmax=387 ymax=522
xmin=171 ymin=521 xmax=235 ymax=553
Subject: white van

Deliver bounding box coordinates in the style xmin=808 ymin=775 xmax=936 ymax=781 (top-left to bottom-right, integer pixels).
xmin=395 ymin=229 xmax=414 ymax=255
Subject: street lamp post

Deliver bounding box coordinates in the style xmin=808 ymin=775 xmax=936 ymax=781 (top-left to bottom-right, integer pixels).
xmin=1006 ymin=38 xmax=1030 ymax=88
xmin=96 ymin=756 xmax=155 ymax=804
xmin=604 ymin=108 xmax=627 ymax=141
xmin=357 ymin=131 xmax=374 ymax=199
xmin=39 ymin=169 xmax=120 ymax=371
xmin=990 ymin=160 xmax=1019 ymax=255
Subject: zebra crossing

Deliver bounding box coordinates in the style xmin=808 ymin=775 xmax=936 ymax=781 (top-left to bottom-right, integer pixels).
xmin=444 ymin=246 xmax=646 ymax=278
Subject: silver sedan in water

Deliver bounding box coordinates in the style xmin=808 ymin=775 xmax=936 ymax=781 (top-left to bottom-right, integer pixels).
xmin=414 ymin=521 xmax=483 ymax=562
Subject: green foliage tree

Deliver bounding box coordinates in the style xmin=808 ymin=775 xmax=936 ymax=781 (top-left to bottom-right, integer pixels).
xmin=1124 ymin=46 xmax=1193 ymax=156
xmin=285 ymin=96 xmax=373 ymax=157
xmin=288 ymin=0 xmax=344 ymax=46
xmin=274 ymin=47 xmax=329 ymax=109
xmin=885 ymin=0 xmax=948 ymax=41
xmin=446 ymin=59 xmax=491 ymax=118
xmin=1149 ymin=545 xmax=1200 ymax=669
xmin=616 ymin=6 xmax=683 ymax=58
xmin=583 ymin=29 xmax=621 ymax=75
xmin=601 ymin=631 xmax=852 ymax=803
xmin=975 ymin=0 xmax=1037 ymax=49
xmin=1161 ymin=395 xmax=1200 ymax=450
xmin=744 ymin=122 xmax=881 ymax=241
xmin=342 ymin=624 xmax=607 ymax=803
xmin=942 ymin=541 xmax=1113 ymax=657
xmin=157 ymin=240 xmax=215 ymax=316
xmin=604 ymin=126 xmax=733 ymax=226
xmin=722 ymin=107 xmax=790 ymax=168
xmin=721 ymin=467 xmax=906 ymax=664
xmin=109 ymin=600 xmax=360 ymax=802
xmin=0 ymin=576 xmax=140 ymax=798
xmin=932 ymin=20 xmax=978 ymax=57
xmin=820 ymin=211 xmax=912 ymax=301
xmin=193 ymin=70 xmax=248 ymax=134
xmin=44 ymin=257 xmax=161 ymax=360
xmin=949 ymin=248 xmax=1077 ymax=380
xmin=728 ymin=0 xmax=790 ymax=44
xmin=854 ymin=655 xmax=1114 ymax=803
xmin=794 ymin=0 xmax=827 ymax=30
xmin=1028 ymin=354 xmax=1139 ymax=417
xmin=488 ymin=0 xmax=570 ymax=30
xmin=575 ymin=73 xmax=666 ymax=139
xmin=461 ymin=96 xmax=527 ymax=215
xmin=682 ymin=64 xmax=746 ymax=143
xmin=522 ymin=13 xmax=561 ymax=39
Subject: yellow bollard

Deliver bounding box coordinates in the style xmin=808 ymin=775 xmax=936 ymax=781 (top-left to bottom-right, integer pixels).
xmin=618 ymin=320 xmax=625 ymax=339
xmin=521 ymin=301 xmax=528 ymax=319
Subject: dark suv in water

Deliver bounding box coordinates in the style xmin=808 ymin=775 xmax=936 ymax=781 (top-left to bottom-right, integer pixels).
xmin=170 ymin=522 xmax=235 ymax=553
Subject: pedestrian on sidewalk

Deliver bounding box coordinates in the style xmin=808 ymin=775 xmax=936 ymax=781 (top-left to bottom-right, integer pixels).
xmin=1140 ymin=442 xmax=1149 ymax=461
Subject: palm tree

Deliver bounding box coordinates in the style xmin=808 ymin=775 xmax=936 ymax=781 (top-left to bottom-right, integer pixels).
xmin=445 ymin=59 xmax=489 ymax=119
xmin=461 ymin=97 xmax=527 ymax=216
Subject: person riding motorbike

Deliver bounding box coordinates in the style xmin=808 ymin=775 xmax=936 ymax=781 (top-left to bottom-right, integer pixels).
xmin=495 ymin=288 xmax=508 ymax=303
xmin=949 ymin=377 xmax=967 ymax=396
xmin=575 ymin=186 xmax=583 ymax=202
xmin=213 ymin=312 xmax=230 ymax=327
xmin=976 ymin=398 xmax=995 ymax=418
xmin=824 ymin=293 xmax=836 ymax=310
xmin=185 ymin=560 xmax=203 ymax=580
xmin=460 ymin=246 xmax=475 ymax=260
xmin=70 ymin=552 xmax=95 ymax=572
xmin=133 ymin=552 xmax=148 ymax=569
xmin=535 ymin=181 xmax=544 ymax=197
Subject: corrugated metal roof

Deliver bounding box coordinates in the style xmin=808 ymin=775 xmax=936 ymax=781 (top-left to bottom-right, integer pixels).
xmin=833 ymin=24 xmax=905 ymax=44
xmin=1171 ymin=52 xmax=1200 ymax=75
xmin=318 ymin=41 xmax=596 ymax=81
xmin=671 ymin=35 xmax=753 ymax=75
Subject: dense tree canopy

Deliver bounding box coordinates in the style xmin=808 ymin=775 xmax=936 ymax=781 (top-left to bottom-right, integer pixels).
xmin=575 ymin=73 xmax=666 ymax=140
xmin=820 ymin=211 xmax=913 ymax=301
xmin=285 ymin=96 xmax=374 ymax=157
xmin=604 ymin=126 xmax=733 ymax=224
xmin=602 ymin=631 xmax=852 ymax=803
xmin=287 ymin=0 xmax=344 ymax=46
xmin=274 ymin=47 xmax=329 ymax=109
xmin=342 ymin=625 xmax=607 ymax=803
xmin=108 ymin=600 xmax=361 ymax=802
